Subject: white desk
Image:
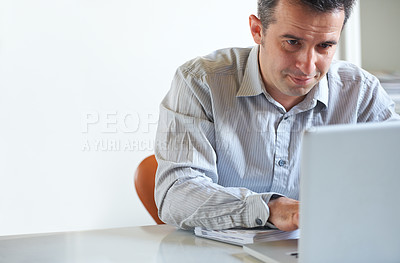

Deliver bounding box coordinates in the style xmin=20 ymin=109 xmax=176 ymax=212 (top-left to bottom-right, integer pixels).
xmin=0 ymin=224 xmax=260 ymax=263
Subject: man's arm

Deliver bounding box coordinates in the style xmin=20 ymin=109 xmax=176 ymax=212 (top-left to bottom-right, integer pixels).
xmin=356 ymin=74 xmax=400 ymax=122
xmin=155 ymin=67 xmax=281 ymax=230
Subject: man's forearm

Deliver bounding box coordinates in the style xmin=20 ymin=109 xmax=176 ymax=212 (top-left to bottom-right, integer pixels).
xmin=155 ymin=163 xmax=274 ymax=230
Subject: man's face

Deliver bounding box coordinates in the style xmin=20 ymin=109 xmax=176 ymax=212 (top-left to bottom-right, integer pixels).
xmin=250 ymin=0 xmax=345 ymax=108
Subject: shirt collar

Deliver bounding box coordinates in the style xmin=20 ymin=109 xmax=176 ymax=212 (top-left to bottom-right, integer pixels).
xmin=314 ymin=74 xmax=329 ymax=109
xmin=300 ymin=74 xmax=329 ymax=111
xmin=236 ymin=45 xmax=265 ymax=97
xmin=236 ymin=45 xmax=329 ymax=110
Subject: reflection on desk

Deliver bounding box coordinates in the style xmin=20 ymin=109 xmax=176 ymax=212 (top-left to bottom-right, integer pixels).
xmin=0 ymin=224 xmax=260 ymax=263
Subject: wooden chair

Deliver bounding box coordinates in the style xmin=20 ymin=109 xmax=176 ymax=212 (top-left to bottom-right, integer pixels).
xmin=134 ymin=155 xmax=164 ymax=224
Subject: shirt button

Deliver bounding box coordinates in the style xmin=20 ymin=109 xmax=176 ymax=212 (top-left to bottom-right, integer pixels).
xmin=255 ymin=218 xmax=263 ymax=226
xmin=278 ymin=160 xmax=286 ymax=167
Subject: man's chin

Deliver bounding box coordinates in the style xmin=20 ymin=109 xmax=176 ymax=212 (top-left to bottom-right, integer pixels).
xmin=284 ymin=75 xmax=319 ymax=94
xmin=284 ymin=84 xmax=315 ymax=97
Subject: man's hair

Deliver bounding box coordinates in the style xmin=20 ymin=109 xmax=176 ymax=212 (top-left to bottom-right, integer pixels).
xmin=257 ymin=0 xmax=356 ymax=31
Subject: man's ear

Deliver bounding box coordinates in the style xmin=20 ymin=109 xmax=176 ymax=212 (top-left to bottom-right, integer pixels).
xmin=249 ymin=15 xmax=263 ymax=45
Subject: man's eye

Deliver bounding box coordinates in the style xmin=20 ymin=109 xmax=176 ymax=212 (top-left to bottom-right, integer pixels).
xmin=287 ymin=40 xmax=299 ymax=46
xmin=319 ymin=43 xmax=333 ymax=49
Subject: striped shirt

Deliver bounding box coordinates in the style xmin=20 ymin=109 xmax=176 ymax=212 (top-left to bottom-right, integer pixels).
xmin=155 ymin=45 xmax=400 ymax=230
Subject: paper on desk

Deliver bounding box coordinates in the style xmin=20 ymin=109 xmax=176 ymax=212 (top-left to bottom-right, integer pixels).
xmin=194 ymin=227 xmax=300 ymax=246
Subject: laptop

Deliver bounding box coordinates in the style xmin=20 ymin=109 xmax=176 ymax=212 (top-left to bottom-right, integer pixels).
xmin=244 ymin=121 xmax=400 ymax=263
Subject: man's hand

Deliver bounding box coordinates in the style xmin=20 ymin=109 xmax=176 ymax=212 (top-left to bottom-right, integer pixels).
xmin=267 ymin=196 xmax=299 ymax=231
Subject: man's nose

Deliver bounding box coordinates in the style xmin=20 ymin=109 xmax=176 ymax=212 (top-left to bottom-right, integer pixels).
xmin=295 ymin=49 xmax=317 ymax=76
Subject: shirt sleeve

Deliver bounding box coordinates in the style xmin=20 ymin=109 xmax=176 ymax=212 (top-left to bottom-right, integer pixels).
xmin=154 ymin=66 xmax=275 ymax=230
xmin=357 ymin=74 xmax=400 ymax=122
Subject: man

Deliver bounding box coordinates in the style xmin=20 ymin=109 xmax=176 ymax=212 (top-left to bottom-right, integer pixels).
xmin=154 ymin=0 xmax=399 ymax=231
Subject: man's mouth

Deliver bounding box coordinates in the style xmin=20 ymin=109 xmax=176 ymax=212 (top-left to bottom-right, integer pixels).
xmin=288 ymin=75 xmax=315 ymax=86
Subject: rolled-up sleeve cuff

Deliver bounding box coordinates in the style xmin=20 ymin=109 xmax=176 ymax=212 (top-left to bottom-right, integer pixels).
xmin=243 ymin=193 xmax=284 ymax=228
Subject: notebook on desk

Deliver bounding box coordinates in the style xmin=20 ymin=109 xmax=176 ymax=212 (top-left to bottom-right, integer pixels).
xmin=244 ymin=121 xmax=400 ymax=263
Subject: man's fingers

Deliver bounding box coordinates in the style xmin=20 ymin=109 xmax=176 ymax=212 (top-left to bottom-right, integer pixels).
xmin=293 ymin=212 xmax=299 ymax=229
xmin=267 ymin=197 xmax=300 ymax=231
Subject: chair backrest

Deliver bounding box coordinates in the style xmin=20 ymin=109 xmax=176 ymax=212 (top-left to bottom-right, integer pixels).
xmin=134 ymin=155 xmax=164 ymax=224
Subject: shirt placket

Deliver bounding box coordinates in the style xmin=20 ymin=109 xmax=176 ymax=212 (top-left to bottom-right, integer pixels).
xmin=271 ymin=114 xmax=292 ymax=194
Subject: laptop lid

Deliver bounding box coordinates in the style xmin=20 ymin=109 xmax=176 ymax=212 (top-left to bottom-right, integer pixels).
xmin=299 ymin=121 xmax=400 ymax=263
xmin=244 ymin=121 xmax=400 ymax=263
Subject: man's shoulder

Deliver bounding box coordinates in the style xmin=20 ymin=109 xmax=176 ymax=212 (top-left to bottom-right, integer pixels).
xmin=328 ymin=60 xmax=378 ymax=85
xmin=178 ymin=47 xmax=253 ymax=78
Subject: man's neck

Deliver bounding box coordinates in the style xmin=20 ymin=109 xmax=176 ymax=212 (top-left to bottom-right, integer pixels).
xmin=278 ymin=95 xmax=306 ymax=112
xmin=265 ymin=86 xmax=306 ymax=112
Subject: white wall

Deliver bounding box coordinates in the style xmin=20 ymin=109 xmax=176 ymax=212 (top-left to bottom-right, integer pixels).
xmin=338 ymin=0 xmax=361 ymax=66
xmin=0 ymin=0 xmax=256 ymax=236
xmin=360 ymin=0 xmax=400 ymax=73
